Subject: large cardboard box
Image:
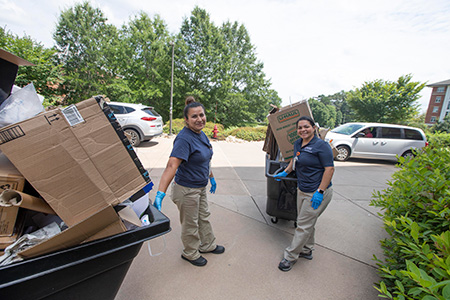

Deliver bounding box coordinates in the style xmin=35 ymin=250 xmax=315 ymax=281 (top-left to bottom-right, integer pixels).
xmin=0 ymin=96 xmax=152 ymax=257
xmin=0 ymin=96 xmax=151 ymax=227
xmin=267 ymin=100 xmax=313 ymax=160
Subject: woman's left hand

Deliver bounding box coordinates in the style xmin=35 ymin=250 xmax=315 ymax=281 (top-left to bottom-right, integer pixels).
xmin=210 ymin=177 xmax=217 ymax=194
xmin=311 ymin=191 xmax=323 ymax=210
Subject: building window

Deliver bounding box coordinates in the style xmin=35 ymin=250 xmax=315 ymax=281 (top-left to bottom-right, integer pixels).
xmin=435 ymin=96 xmax=441 ymax=103
xmin=431 ymin=116 xmax=436 ymax=122
xmin=437 ymin=87 xmax=445 ymax=93
xmin=433 ymin=106 xmax=439 ymax=113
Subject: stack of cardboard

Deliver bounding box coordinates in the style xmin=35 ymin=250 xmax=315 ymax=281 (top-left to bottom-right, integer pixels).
xmin=0 ymin=49 xmax=153 ymax=260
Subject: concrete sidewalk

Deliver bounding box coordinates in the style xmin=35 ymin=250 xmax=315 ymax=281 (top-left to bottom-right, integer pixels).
xmin=116 ymin=136 xmax=397 ymax=300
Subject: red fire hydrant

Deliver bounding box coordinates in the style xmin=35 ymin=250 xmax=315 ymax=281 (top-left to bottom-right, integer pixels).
xmin=212 ymin=124 xmax=219 ymax=139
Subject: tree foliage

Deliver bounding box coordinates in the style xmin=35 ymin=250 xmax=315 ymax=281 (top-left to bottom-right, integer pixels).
xmin=53 ymin=2 xmax=120 ymax=103
xmin=178 ymin=7 xmax=281 ymax=126
xmin=0 ymin=27 xmax=63 ymax=105
xmin=432 ymin=113 xmax=450 ymax=133
xmin=347 ymin=75 xmax=425 ymax=124
xmin=117 ymin=12 xmax=173 ymax=120
xmin=308 ymin=91 xmax=353 ymax=128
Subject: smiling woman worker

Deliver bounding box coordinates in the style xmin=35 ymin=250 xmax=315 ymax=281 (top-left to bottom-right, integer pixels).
xmin=273 ymin=116 xmax=334 ymax=272
xmin=153 ymin=96 xmax=224 ymax=267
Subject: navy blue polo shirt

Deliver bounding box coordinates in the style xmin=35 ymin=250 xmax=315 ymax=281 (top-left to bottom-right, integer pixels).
xmin=293 ymin=136 xmax=334 ymax=193
xmin=171 ymin=127 xmax=213 ymax=188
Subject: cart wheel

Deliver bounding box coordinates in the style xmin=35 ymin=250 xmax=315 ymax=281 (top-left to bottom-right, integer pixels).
xmin=271 ymin=217 xmax=278 ymax=224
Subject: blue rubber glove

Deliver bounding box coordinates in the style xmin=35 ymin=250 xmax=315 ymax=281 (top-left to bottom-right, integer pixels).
xmin=311 ymin=191 xmax=324 ymax=210
xmin=153 ymin=191 xmax=166 ymax=211
xmin=210 ymin=177 xmax=217 ymax=194
xmin=273 ymin=170 xmax=288 ymax=181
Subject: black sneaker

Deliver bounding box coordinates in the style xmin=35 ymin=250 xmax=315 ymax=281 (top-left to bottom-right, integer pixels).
xmin=278 ymin=259 xmax=296 ymax=272
xmin=181 ymin=255 xmax=207 ymax=267
xmin=200 ymin=245 xmax=225 ymax=254
xmin=299 ymin=251 xmax=313 ymax=260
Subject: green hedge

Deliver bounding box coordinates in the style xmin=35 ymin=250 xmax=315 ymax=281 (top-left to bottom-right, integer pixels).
xmin=371 ymin=143 xmax=450 ymax=299
xmin=162 ymin=119 xmax=267 ymax=141
xmin=163 ymin=118 xmax=227 ymax=140
xmin=227 ymin=126 xmax=267 ymax=141
xmin=426 ymin=132 xmax=450 ymax=148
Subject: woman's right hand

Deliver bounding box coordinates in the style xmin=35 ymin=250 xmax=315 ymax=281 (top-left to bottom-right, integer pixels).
xmin=153 ymin=191 xmax=166 ymax=211
xmin=273 ymin=170 xmax=288 ymax=181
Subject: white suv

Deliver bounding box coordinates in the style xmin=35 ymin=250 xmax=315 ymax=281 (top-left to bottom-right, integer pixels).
xmin=108 ymin=101 xmax=163 ymax=147
xmin=325 ymin=122 xmax=428 ymax=161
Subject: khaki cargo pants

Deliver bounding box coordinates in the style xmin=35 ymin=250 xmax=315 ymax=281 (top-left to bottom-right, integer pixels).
xmin=171 ymin=182 xmax=217 ymax=260
xmin=284 ymin=187 xmax=333 ymax=261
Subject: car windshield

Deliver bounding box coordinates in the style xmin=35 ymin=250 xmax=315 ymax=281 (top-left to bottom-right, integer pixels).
xmin=331 ymin=123 xmax=365 ymax=135
xmin=143 ymin=108 xmax=160 ymax=117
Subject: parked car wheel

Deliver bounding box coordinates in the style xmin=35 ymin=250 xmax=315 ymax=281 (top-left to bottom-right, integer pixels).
xmin=125 ymin=129 xmax=141 ymax=147
xmin=401 ymin=150 xmax=414 ymax=159
xmin=335 ymin=145 xmax=350 ymax=161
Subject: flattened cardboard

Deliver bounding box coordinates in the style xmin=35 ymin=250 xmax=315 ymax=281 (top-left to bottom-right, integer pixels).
xmin=19 ymin=205 xmax=126 ymax=259
xmin=0 ymin=209 xmax=25 ymax=249
xmin=0 ymin=206 xmax=19 ymax=237
xmin=0 ymin=152 xmax=25 ymax=192
xmin=267 ymin=101 xmax=313 ymax=160
xmin=0 ymin=97 xmax=151 ymax=226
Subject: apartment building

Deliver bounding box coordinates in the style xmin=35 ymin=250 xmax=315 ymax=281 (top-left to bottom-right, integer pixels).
xmin=425 ymin=79 xmax=450 ymax=125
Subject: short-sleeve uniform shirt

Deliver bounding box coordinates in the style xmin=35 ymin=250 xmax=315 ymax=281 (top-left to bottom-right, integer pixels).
xmin=171 ymin=127 xmax=213 ymax=188
xmin=293 ymin=136 xmax=334 ymax=193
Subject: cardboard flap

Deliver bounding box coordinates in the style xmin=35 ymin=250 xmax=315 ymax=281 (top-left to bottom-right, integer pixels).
xmin=19 ymin=205 xmax=122 ymax=259
xmin=0 ymin=49 xmax=34 ymax=66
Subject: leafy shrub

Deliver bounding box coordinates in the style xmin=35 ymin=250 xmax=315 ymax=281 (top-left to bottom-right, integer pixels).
xmin=162 ymin=118 xmax=185 ymax=135
xmin=371 ymin=146 xmax=450 ymax=299
xmin=228 ymin=126 xmax=267 ymax=141
xmin=426 ymin=132 xmax=450 ymax=148
xmin=163 ymin=118 xmax=226 ymax=140
xmin=162 ymin=119 xmax=267 ymax=141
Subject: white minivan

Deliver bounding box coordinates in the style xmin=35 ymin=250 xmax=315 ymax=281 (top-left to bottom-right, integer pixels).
xmin=325 ymin=123 xmax=428 ymax=161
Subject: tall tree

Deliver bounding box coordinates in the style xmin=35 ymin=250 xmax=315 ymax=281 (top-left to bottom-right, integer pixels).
xmin=118 ymin=12 xmax=172 ymax=120
xmin=308 ymin=98 xmax=336 ymax=128
xmin=178 ymin=7 xmax=281 ymax=127
xmin=0 ymin=27 xmax=63 ymax=105
xmin=53 ymin=2 xmax=119 ymax=103
xmin=347 ymin=75 xmax=425 ymax=124
xmin=317 ymin=91 xmax=353 ymax=125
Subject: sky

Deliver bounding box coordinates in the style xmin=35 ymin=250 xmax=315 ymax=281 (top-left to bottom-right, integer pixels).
xmin=2 ymin=0 xmax=450 ymax=113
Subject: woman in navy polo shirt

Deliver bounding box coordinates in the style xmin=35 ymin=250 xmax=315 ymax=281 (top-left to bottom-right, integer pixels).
xmin=274 ymin=116 xmax=335 ymax=272
xmin=153 ymin=96 xmax=224 ymax=267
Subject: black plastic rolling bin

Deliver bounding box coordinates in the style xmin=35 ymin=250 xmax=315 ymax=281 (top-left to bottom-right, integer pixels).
xmin=265 ymin=154 xmax=298 ymax=225
xmin=0 ymin=206 xmax=170 ymax=300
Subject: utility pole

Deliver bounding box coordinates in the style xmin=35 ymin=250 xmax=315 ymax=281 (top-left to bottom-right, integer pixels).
xmin=169 ymin=41 xmax=174 ymax=136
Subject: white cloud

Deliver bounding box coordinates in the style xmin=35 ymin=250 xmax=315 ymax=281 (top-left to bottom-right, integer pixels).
xmin=2 ymin=0 xmax=450 ymax=113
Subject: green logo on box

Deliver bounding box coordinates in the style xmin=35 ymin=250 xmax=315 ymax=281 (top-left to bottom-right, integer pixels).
xmin=277 ymin=109 xmax=300 ymax=123
xmin=287 ymin=127 xmax=299 ymax=144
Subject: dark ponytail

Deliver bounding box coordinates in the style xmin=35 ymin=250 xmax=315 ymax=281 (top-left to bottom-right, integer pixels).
xmin=183 ymin=96 xmax=205 ymax=119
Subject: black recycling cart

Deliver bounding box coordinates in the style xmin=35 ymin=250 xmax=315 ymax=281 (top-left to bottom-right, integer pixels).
xmin=265 ymin=153 xmax=298 ymax=226
xmin=0 ymin=205 xmax=170 ymax=300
